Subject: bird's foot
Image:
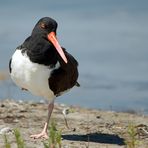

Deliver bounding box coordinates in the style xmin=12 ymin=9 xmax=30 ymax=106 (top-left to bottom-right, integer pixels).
xmin=30 ymin=131 xmax=48 ymax=139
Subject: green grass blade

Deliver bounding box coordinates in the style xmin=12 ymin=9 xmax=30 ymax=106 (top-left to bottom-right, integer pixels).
xmin=14 ymin=128 xmax=25 ymax=148
xmin=4 ymin=134 xmax=11 ymax=148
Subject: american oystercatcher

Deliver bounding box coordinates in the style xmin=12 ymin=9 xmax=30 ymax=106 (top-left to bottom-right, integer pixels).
xmin=9 ymin=17 xmax=79 ymax=139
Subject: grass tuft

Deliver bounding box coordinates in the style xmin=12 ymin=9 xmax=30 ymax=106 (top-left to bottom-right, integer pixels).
xmin=14 ymin=128 xmax=25 ymax=148
xmin=4 ymin=134 xmax=11 ymax=148
xmin=43 ymin=120 xmax=62 ymax=148
xmin=125 ymin=123 xmax=139 ymax=148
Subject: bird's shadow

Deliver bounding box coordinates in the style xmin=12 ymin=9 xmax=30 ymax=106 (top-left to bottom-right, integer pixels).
xmin=62 ymin=132 xmax=125 ymax=145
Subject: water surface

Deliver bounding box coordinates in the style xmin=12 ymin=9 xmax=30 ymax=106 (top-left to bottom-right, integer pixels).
xmin=0 ymin=0 xmax=148 ymax=114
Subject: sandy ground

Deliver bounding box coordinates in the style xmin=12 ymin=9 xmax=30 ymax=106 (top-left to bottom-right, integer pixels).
xmin=0 ymin=99 xmax=148 ymax=148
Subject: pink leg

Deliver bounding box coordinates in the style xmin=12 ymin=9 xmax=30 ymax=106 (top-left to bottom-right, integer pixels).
xmin=30 ymin=101 xmax=54 ymax=139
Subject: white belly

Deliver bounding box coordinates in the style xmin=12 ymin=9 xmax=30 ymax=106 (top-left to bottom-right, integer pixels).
xmin=10 ymin=50 xmax=59 ymax=101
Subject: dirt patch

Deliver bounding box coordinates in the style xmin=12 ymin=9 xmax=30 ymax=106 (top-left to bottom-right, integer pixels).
xmin=0 ymin=99 xmax=148 ymax=148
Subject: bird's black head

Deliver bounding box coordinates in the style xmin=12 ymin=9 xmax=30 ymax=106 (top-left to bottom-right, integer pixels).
xmin=32 ymin=17 xmax=58 ymax=36
xmin=31 ymin=17 xmax=67 ymax=63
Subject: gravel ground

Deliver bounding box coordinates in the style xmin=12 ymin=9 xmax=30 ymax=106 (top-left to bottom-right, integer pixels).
xmin=0 ymin=99 xmax=148 ymax=148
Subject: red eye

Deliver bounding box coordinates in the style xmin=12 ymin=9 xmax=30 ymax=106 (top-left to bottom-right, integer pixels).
xmin=40 ymin=23 xmax=46 ymax=29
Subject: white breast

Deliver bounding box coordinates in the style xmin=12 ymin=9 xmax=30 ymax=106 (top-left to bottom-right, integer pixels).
xmin=10 ymin=49 xmax=60 ymax=101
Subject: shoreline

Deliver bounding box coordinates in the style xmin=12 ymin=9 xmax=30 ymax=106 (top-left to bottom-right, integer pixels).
xmin=0 ymin=99 xmax=148 ymax=147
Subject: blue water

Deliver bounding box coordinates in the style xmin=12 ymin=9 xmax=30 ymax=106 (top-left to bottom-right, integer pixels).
xmin=0 ymin=0 xmax=148 ymax=114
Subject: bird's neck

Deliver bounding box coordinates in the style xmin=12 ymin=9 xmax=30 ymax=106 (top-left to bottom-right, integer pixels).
xmin=22 ymin=36 xmax=58 ymax=66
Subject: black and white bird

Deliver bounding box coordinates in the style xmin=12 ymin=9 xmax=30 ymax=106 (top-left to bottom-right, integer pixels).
xmin=9 ymin=17 xmax=79 ymax=139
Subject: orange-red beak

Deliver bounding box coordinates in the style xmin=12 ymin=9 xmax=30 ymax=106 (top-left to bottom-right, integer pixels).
xmin=47 ymin=32 xmax=68 ymax=63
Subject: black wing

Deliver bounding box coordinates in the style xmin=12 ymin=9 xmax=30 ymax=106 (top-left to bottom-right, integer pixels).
xmin=48 ymin=48 xmax=79 ymax=96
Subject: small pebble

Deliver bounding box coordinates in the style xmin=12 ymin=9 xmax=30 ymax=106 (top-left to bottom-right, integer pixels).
xmin=62 ymin=108 xmax=70 ymax=116
xmin=96 ymin=115 xmax=101 ymax=119
xmin=0 ymin=127 xmax=13 ymax=135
